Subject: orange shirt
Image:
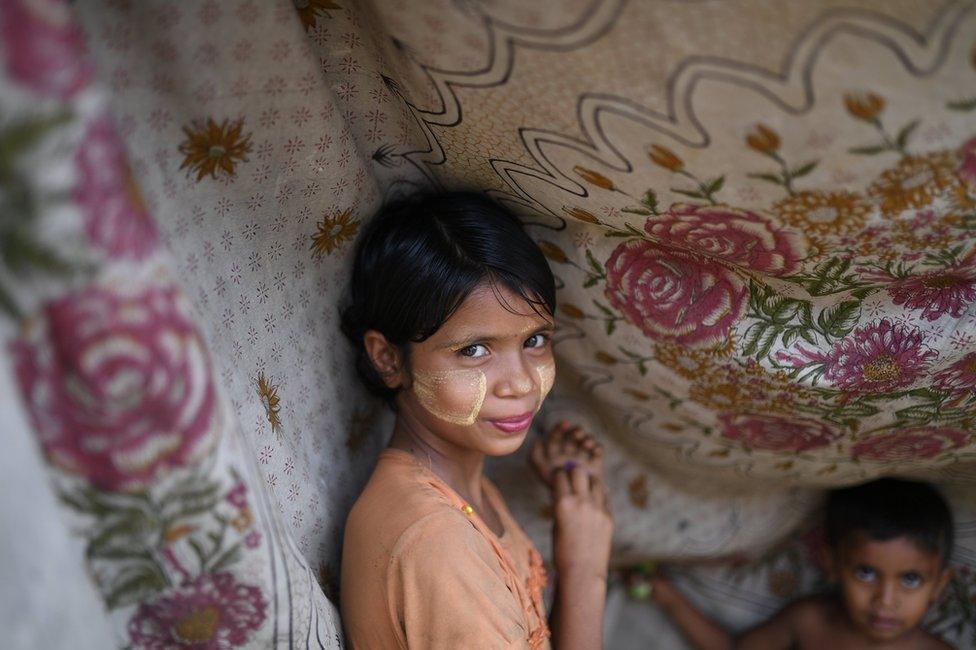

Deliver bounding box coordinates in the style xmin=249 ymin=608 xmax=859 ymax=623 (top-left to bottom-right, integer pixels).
xmin=341 ymin=449 xmax=550 ymax=649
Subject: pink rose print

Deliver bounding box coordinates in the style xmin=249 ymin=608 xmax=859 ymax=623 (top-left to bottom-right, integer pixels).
xmin=818 ymin=319 xmax=936 ymax=394
xmin=128 ymin=572 xmax=267 ymax=649
xmin=886 ymin=267 xmax=976 ymax=321
xmin=933 ymin=352 xmax=976 ymax=396
xmin=11 ymin=284 xmax=218 ymax=492
xmin=0 ymin=0 xmax=92 ymax=100
xmin=645 ymin=203 xmax=805 ymax=276
xmin=604 ymin=240 xmax=747 ymax=348
xmin=720 ymin=412 xmax=841 ymax=452
xmin=74 ymin=114 xmax=160 ymax=260
xmin=958 ymin=136 xmax=976 ymax=190
xmin=852 ymin=427 xmax=968 ymax=461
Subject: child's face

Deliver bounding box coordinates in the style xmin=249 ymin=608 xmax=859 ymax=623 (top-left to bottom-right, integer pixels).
xmin=833 ymin=532 xmax=950 ymax=643
xmin=400 ymin=282 xmax=555 ymax=457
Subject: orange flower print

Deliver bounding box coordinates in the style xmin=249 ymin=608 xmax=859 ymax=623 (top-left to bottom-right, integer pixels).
xmin=627 ymin=475 xmax=649 ymax=508
xmin=178 ymin=118 xmax=252 ymax=182
xmin=745 ymin=124 xmax=780 ymax=155
xmin=867 ymin=152 xmax=958 ymax=217
xmin=256 ymin=372 xmax=282 ymax=433
xmin=573 ymin=165 xmax=616 ymax=191
xmin=294 ymin=0 xmax=341 ymax=31
xmin=311 ymin=210 xmax=359 ymax=256
xmin=562 ymin=206 xmax=601 ymax=224
xmin=773 ymin=190 xmax=872 ymax=237
xmin=648 ymin=144 xmax=684 ymax=172
xmin=537 ymin=240 xmax=568 ymax=264
xmin=844 ymin=92 xmax=885 ymax=122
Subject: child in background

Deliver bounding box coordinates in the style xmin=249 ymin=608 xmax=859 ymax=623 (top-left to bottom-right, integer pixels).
xmin=644 ymin=478 xmax=954 ymax=649
xmin=339 ymin=192 xmax=612 ymax=649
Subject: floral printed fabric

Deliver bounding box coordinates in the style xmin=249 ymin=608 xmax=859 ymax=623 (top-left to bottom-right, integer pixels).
xmin=0 ymin=0 xmax=340 ymax=647
xmin=3 ymin=0 xmax=976 ymax=648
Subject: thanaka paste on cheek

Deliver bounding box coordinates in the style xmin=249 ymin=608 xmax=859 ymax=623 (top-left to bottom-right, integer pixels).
xmin=537 ymin=358 xmax=555 ymax=402
xmin=411 ymin=369 xmax=487 ymax=426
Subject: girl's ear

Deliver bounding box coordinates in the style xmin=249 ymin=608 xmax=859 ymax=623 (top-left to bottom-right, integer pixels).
xmin=363 ymin=330 xmax=406 ymax=389
xmin=932 ymin=566 xmax=954 ymax=602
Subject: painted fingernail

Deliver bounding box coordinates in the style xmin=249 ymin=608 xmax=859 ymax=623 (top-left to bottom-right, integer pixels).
xmin=563 ymin=461 xmax=578 ymax=472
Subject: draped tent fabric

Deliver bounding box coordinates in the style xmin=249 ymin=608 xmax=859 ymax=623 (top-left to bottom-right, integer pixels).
xmin=3 ymin=0 xmax=976 ymax=648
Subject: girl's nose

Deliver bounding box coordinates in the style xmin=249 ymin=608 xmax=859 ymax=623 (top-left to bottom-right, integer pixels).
xmin=496 ymin=357 xmax=535 ymax=397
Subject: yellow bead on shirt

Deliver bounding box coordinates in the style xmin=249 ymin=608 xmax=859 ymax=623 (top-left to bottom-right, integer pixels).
xmin=460 ymin=504 xmax=474 ymax=516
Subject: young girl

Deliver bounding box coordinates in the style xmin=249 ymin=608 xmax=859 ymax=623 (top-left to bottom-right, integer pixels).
xmin=339 ymin=192 xmax=613 ymax=649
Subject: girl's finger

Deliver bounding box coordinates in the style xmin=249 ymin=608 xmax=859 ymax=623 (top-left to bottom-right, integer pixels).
xmin=561 ymin=426 xmax=584 ymax=455
xmin=570 ymin=464 xmax=589 ymax=495
xmin=547 ymin=422 xmax=568 ymax=458
xmin=552 ymin=467 xmax=571 ymax=497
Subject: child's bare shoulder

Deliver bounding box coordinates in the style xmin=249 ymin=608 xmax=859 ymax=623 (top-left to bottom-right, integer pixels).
xmin=781 ymin=594 xmax=834 ymax=626
xmin=917 ymin=630 xmax=954 ymax=649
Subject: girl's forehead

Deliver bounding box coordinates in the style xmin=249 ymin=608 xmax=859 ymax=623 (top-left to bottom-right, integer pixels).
xmin=439 ymin=284 xmax=552 ymax=336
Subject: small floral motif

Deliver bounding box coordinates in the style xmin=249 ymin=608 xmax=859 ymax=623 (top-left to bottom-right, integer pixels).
xmin=310 ymin=210 xmax=359 ymax=257
xmin=720 ymin=412 xmax=841 ymax=452
xmin=74 ymin=114 xmax=159 ymax=260
xmin=690 ymin=362 xmax=822 ymax=415
xmin=851 ymin=426 xmax=968 ymax=461
xmin=255 ymin=372 xmax=282 ymax=433
xmin=886 ymin=267 xmax=976 ymax=321
xmin=645 ymin=203 xmax=806 ymax=275
xmin=773 ymin=190 xmax=871 ymax=237
xmin=653 ymin=336 xmax=732 ymax=379
xmin=11 ymin=284 xmax=218 ymax=492
xmin=604 ymin=240 xmax=747 ymax=348
xmin=867 ymin=152 xmax=958 ymax=217
xmin=648 ymin=145 xmax=684 ymax=172
xmin=293 ymin=0 xmax=341 ymax=31
xmin=820 ymin=319 xmax=937 ymax=394
xmin=745 ymin=124 xmax=780 ymax=155
xmin=178 ymin=118 xmax=252 ymax=182
xmin=933 ymin=352 xmax=976 ymax=396
xmin=1 ymin=0 xmax=92 ymax=99
xmin=127 ymin=572 xmax=267 ymax=649
xmin=844 ymin=92 xmax=885 ymax=122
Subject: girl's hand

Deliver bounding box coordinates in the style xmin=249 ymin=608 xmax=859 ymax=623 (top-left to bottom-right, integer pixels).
xmin=530 ymin=421 xmax=604 ymax=487
xmin=551 ymin=464 xmax=613 ymax=581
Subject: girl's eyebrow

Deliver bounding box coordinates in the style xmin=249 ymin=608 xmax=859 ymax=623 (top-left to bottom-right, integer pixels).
xmin=440 ymin=324 xmax=554 ymax=350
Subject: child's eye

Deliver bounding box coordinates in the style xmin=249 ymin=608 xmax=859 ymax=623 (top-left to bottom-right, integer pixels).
xmin=459 ymin=344 xmax=489 ymax=359
xmin=901 ymin=572 xmax=923 ymax=589
xmin=524 ymin=333 xmax=549 ymax=349
xmin=854 ymin=566 xmax=876 ymax=582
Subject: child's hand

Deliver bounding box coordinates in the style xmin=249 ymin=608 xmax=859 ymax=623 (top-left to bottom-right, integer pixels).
xmin=530 ymin=421 xmax=604 ymax=487
xmin=551 ymin=464 xmax=613 ymax=581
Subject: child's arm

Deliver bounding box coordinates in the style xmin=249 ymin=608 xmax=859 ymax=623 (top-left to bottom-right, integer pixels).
xmin=650 ymin=578 xmax=733 ymax=650
xmin=650 ymin=577 xmax=799 ymax=650
xmin=549 ymin=464 xmax=613 ymax=650
xmin=532 ymin=423 xmax=612 ymax=650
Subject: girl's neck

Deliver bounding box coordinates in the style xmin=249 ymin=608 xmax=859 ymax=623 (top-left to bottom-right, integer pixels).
xmin=388 ymin=405 xmax=486 ymax=508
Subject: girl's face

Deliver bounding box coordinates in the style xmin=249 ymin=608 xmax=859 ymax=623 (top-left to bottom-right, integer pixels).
xmin=400 ymin=282 xmax=555 ymax=457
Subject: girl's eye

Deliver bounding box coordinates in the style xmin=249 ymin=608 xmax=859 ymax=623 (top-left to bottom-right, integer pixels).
xmin=524 ymin=333 xmax=549 ymax=349
xmin=459 ymin=344 xmax=489 ymax=359
xmin=901 ymin=573 xmax=922 ymax=589
xmin=854 ymin=566 xmax=876 ymax=582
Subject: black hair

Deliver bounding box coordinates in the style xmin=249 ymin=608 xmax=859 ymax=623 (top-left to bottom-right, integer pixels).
xmin=825 ymin=478 xmax=953 ymax=566
xmin=340 ymin=191 xmax=556 ymax=403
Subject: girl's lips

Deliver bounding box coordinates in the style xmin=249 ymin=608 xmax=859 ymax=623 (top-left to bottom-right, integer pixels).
xmin=489 ymin=411 xmax=535 ymax=433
